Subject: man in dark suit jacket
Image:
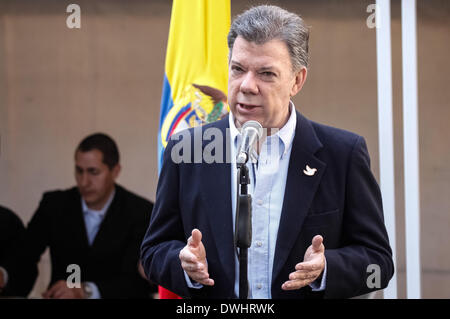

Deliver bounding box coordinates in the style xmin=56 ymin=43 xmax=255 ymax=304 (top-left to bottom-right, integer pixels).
xmin=25 ymin=133 xmax=155 ymax=298
xmin=141 ymin=5 xmax=393 ymax=299
xmin=0 ymin=206 xmax=37 ymax=297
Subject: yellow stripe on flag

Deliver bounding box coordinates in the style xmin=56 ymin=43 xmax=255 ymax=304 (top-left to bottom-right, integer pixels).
xmin=166 ymin=0 xmax=230 ymax=101
xmin=160 ymin=0 xmax=230 ymax=149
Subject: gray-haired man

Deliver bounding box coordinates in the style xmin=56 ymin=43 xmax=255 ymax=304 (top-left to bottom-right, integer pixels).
xmin=141 ymin=5 xmax=394 ymax=299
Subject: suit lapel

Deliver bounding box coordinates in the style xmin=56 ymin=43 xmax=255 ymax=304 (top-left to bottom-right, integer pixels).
xmin=67 ymin=188 xmax=90 ymax=250
xmin=272 ymin=112 xmax=326 ymax=282
xmin=90 ymin=186 xmax=124 ymax=251
xmin=202 ymin=118 xmax=235 ymax=291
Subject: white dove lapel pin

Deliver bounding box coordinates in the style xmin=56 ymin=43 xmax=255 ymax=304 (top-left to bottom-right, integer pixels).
xmin=303 ymin=165 xmax=317 ymax=176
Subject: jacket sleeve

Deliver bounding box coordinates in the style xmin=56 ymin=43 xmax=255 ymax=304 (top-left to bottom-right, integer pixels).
xmin=20 ymin=194 xmax=58 ymax=294
xmin=324 ymin=136 xmax=394 ymax=298
xmin=140 ymin=138 xmax=191 ymax=298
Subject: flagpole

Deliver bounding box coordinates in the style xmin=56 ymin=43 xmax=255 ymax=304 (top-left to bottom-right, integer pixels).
xmin=376 ymin=0 xmax=397 ymax=299
xmin=401 ymin=0 xmax=421 ymax=299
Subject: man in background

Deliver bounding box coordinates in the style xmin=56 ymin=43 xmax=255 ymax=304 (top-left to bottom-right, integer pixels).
xmin=25 ymin=133 xmax=156 ymax=298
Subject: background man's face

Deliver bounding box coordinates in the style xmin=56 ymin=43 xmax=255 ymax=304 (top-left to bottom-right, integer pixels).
xmin=75 ymin=149 xmax=119 ymax=210
xmin=228 ymin=36 xmax=304 ymax=129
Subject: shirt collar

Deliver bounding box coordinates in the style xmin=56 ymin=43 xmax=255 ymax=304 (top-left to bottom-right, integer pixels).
xmin=275 ymin=101 xmax=297 ymax=156
xmin=229 ymin=101 xmax=297 ymax=156
xmin=81 ymin=188 xmax=116 ymax=217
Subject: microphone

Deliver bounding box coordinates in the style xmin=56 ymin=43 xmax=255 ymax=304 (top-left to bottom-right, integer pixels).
xmin=236 ymin=120 xmax=263 ymax=166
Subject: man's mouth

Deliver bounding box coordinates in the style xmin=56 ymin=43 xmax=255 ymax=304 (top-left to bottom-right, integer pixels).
xmin=237 ymin=103 xmax=260 ymax=110
xmin=81 ymin=191 xmax=95 ymax=197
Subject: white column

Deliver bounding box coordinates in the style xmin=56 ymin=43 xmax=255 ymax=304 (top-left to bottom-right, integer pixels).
xmin=401 ymin=0 xmax=421 ymax=299
xmin=376 ymin=0 xmax=398 ymax=299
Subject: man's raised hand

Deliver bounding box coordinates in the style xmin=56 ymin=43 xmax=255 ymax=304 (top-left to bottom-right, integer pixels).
xmin=179 ymin=229 xmax=214 ymax=286
xmin=282 ymin=235 xmax=325 ymax=290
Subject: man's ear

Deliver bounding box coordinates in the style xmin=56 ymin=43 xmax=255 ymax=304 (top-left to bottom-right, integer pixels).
xmin=290 ymin=67 xmax=308 ymax=97
xmin=112 ymin=164 xmax=121 ymax=180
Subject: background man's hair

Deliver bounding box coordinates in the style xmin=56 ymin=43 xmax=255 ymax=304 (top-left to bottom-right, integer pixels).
xmin=227 ymin=5 xmax=310 ymax=70
xmin=76 ymin=133 xmax=120 ymax=169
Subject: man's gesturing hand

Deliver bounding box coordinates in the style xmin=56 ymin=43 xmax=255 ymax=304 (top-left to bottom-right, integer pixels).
xmin=282 ymin=235 xmax=325 ymax=290
xmin=179 ymin=229 xmax=214 ymax=286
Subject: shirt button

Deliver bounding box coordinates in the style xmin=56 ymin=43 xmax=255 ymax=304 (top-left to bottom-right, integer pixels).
xmin=257 ymin=199 xmax=263 ymax=205
xmin=256 ymin=284 xmax=262 ymax=289
xmin=256 ymin=241 xmax=262 ymax=247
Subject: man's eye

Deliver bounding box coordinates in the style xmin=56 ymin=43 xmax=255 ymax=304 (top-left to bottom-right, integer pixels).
xmin=232 ymin=66 xmax=244 ymax=72
xmin=261 ymin=72 xmax=275 ymax=77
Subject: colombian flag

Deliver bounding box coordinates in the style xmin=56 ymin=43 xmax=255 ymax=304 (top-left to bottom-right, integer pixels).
xmin=158 ymin=0 xmax=231 ymax=170
xmin=157 ymin=0 xmax=230 ymax=299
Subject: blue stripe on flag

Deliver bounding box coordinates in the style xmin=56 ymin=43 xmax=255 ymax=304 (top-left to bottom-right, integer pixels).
xmin=158 ymin=75 xmax=174 ymax=172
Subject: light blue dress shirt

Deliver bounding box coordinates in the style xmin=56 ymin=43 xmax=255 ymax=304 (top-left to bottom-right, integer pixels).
xmin=80 ymin=188 xmax=115 ymax=299
xmin=185 ymin=102 xmax=326 ymax=298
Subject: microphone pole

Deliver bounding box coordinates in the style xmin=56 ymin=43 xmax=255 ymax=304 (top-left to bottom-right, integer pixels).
xmin=235 ymin=162 xmax=251 ymax=299
xmin=234 ymin=120 xmax=261 ymax=299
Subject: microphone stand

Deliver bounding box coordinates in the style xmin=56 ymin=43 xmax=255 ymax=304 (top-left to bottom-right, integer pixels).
xmin=235 ymin=162 xmax=252 ymax=299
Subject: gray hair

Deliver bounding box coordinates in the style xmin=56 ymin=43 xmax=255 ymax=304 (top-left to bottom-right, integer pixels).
xmin=227 ymin=5 xmax=310 ymax=70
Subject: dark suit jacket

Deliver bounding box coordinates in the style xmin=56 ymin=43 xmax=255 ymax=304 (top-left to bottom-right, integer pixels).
xmin=141 ymin=111 xmax=394 ymax=299
xmin=0 ymin=206 xmax=37 ymax=297
xmin=25 ymin=184 xmax=154 ymax=298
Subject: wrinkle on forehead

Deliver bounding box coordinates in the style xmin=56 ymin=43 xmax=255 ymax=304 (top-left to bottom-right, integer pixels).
xmin=230 ymin=37 xmax=293 ymax=74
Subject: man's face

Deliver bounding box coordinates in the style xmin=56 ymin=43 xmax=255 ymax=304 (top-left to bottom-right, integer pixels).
xmin=228 ymin=36 xmax=307 ymax=130
xmin=75 ymin=149 xmax=120 ymax=210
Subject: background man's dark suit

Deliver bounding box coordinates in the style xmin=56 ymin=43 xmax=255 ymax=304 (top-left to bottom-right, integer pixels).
xmin=141 ymin=111 xmax=394 ymax=299
xmin=0 ymin=206 xmax=37 ymax=297
xmin=26 ymin=184 xmax=154 ymax=298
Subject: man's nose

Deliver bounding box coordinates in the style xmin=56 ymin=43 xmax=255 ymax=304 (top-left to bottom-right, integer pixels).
xmin=240 ymin=72 xmax=259 ymax=95
xmin=79 ymin=173 xmax=90 ymax=188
